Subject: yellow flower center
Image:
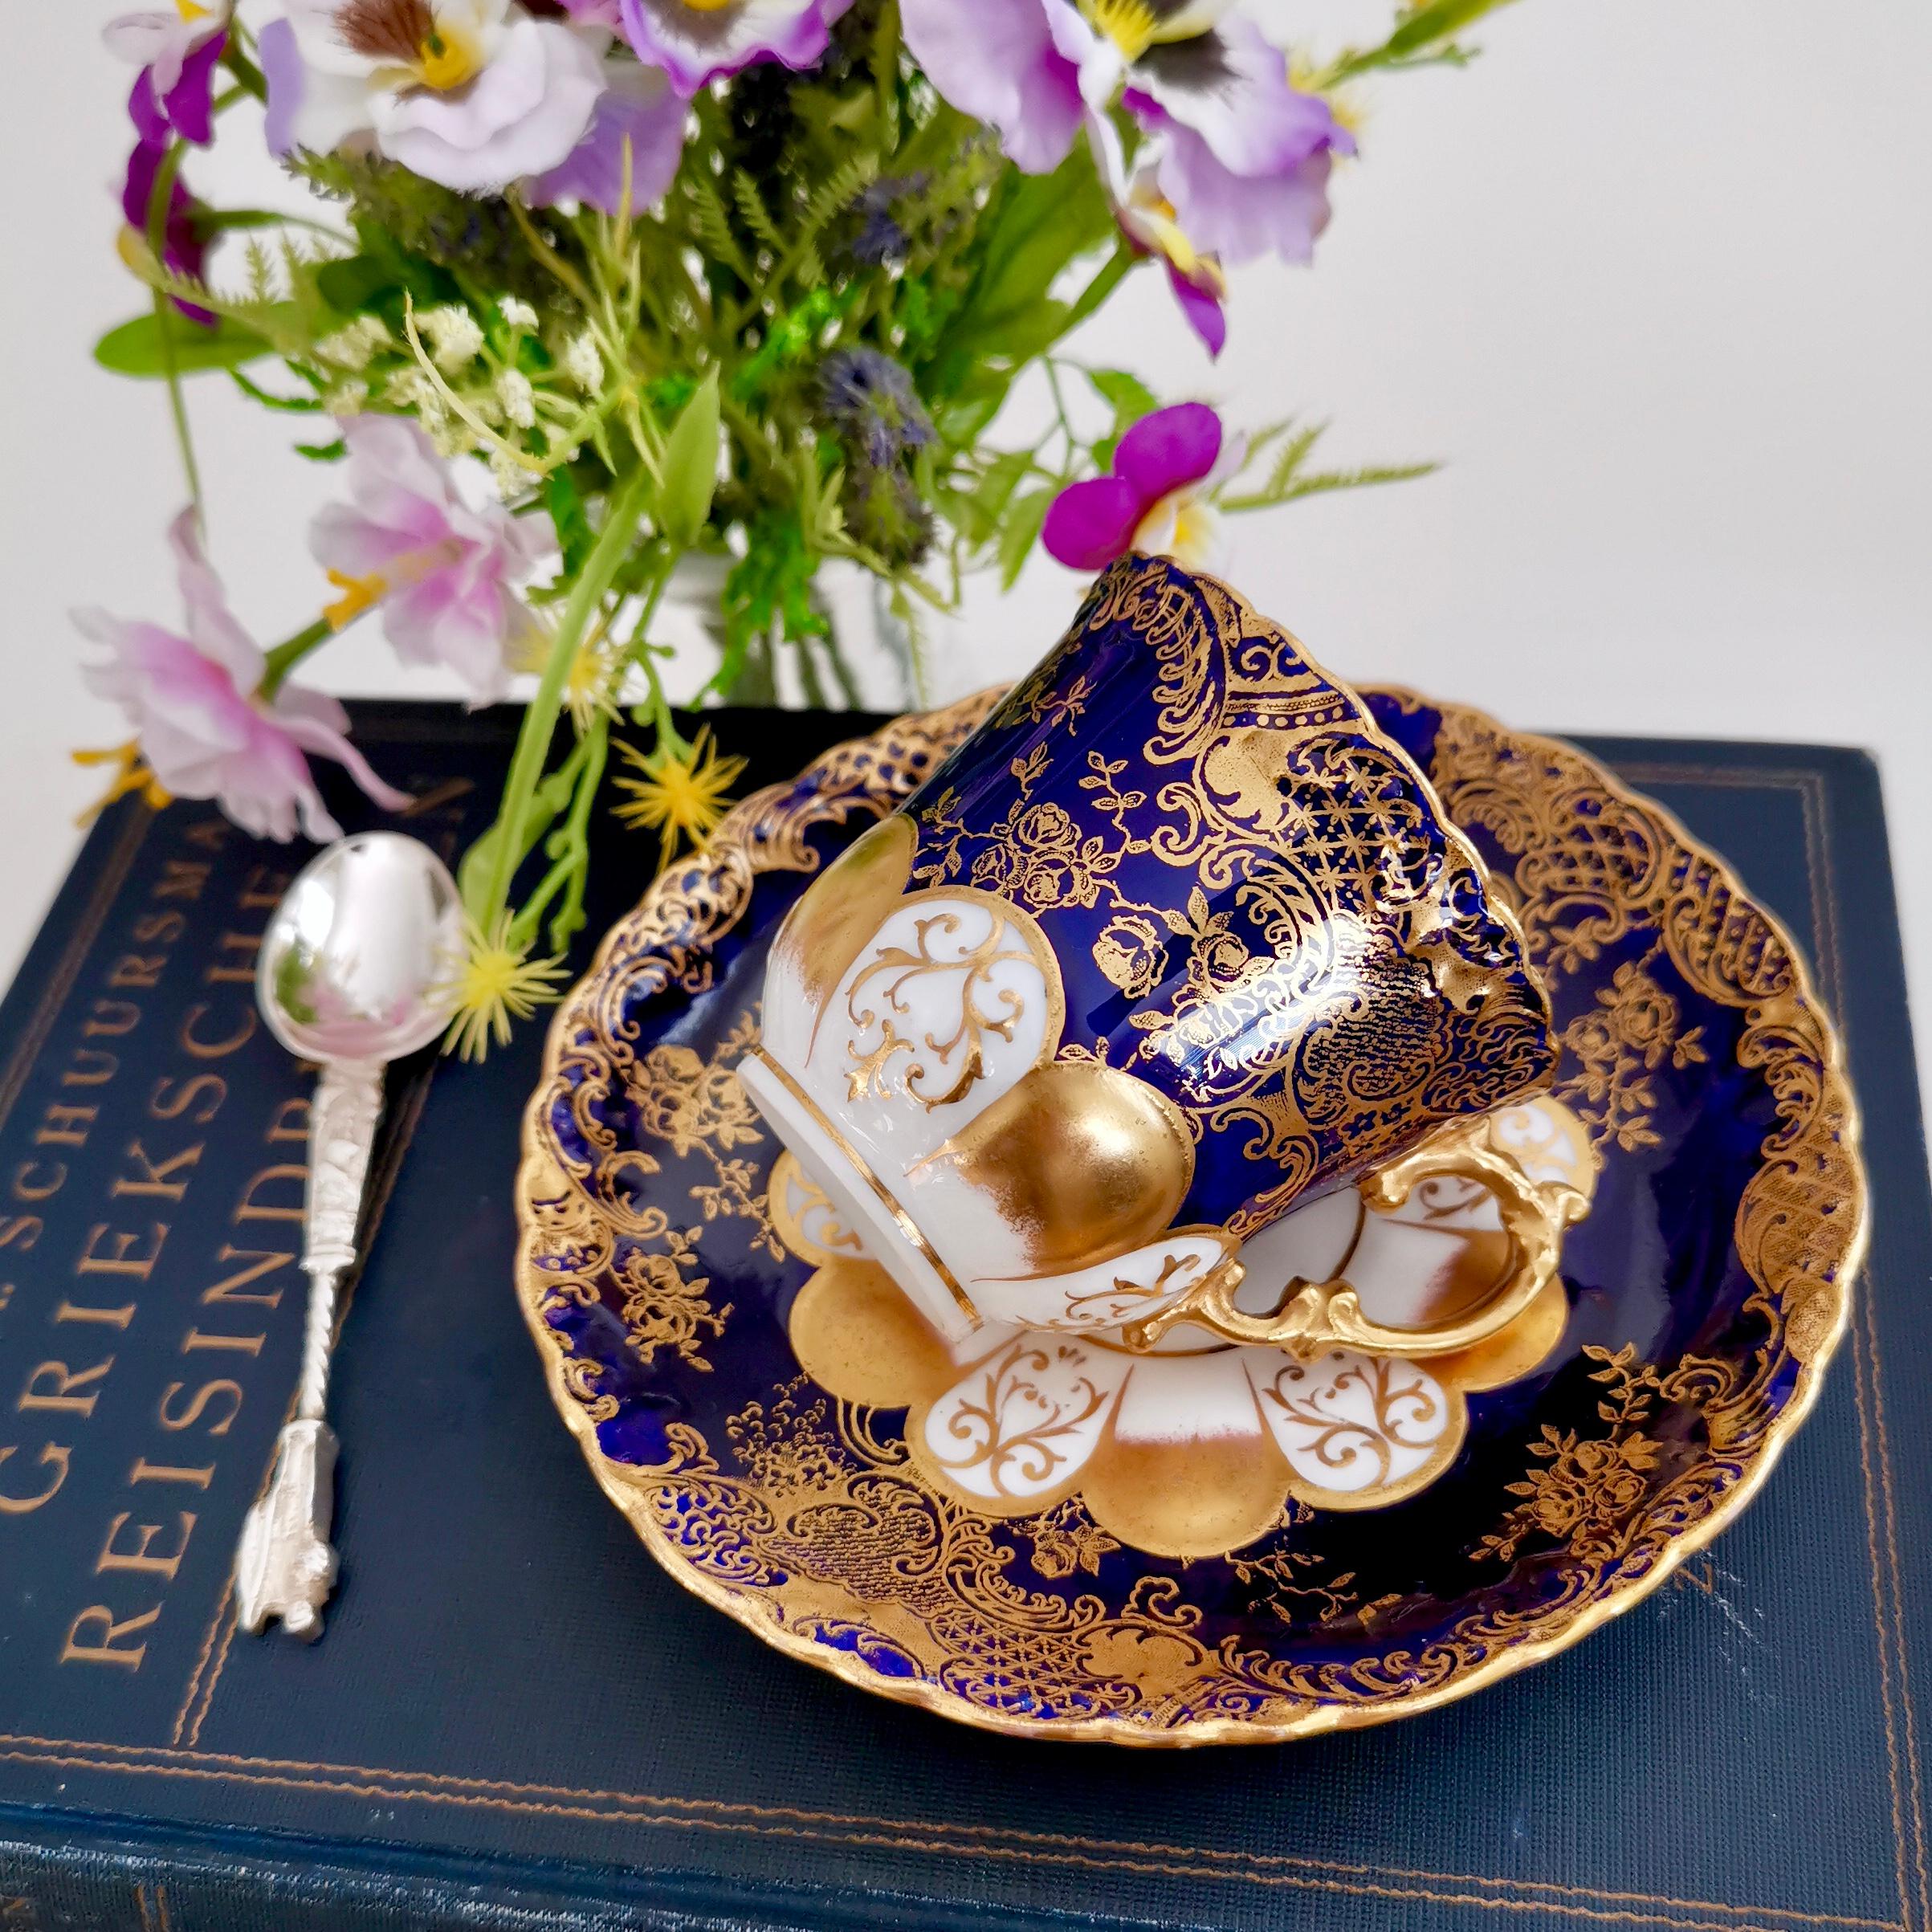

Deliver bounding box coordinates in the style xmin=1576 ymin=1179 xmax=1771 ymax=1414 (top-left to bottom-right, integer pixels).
xmin=1082 ymin=0 xmax=1217 ymax=61
xmin=1083 ymin=0 xmax=1159 ymax=60
xmin=437 ymin=915 xmax=569 ymax=1062
xmin=1169 ymin=499 xmax=1209 ymax=558
xmin=412 ymin=25 xmax=480 ymax=91
xmin=1132 ymin=486 xmax=1221 ymax=570
xmin=678 ymin=0 xmax=737 ymax=10
xmin=175 ymin=0 xmax=210 ymax=21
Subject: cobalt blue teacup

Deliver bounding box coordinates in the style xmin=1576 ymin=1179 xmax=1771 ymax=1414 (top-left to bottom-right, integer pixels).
xmin=742 ymin=555 xmax=1559 ymax=1359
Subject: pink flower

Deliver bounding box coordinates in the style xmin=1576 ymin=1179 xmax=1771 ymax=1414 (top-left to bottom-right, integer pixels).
xmin=74 ymin=512 xmax=408 ymax=844
xmin=618 ymin=0 xmax=851 ymax=96
xmin=1088 ymin=111 xmax=1225 ymax=357
xmin=263 ymin=1 xmax=605 ymax=194
xmin=309 ymin=418 xmax=554 ymax=702
xmin=899 ymin=0 xmax=1082 ymax=174
xmin=1041 ymin=402 xmax=1242 ymax=573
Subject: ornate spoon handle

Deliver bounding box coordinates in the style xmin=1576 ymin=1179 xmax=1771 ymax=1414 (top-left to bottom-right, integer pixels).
xmin=234 ymin=1059 xmax=385 ymax=1641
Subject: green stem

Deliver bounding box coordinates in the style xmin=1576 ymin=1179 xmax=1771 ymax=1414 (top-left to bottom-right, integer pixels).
xmin=872 ymin=0 xmax=900 ymax=145
xmin=259 ymin=616 xmax=333 ymax=699
xmin=794 ymin=633 xmax=828 ymax=709
xmin=725 ymin=630 xmax=777 ymax=707
xmin=1058 ymin=242 xmax=1137 ymax=338
xmin=507 ymin=719 xmax=607 ymax=953
xmin=820 ymin=624 xmax=864 ymax=711
xmin=473 ymin=466 xmax=657 ymax=934
xmin=618 ymin=569 xmax=684 ymax=746
xmin=145 ymin=140 xmax=202 ymax=514
xmin=220 ymin=40 xmax=268 ymax=100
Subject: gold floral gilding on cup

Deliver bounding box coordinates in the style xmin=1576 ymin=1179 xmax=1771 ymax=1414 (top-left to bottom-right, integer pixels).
xmin=772 ymin=1091 xmax=1601 ymax=1558
xmin=740 ymin=557 xmax=1559 ymax=1359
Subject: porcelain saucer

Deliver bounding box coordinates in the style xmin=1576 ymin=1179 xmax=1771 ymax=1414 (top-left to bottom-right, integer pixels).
xmin=515 ymin=691 xmax=1865 ymax=1746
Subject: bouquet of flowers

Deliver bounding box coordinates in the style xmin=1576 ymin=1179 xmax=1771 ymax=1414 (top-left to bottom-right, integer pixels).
xmin=80 ymin=0 xmax=1513 ymax=1055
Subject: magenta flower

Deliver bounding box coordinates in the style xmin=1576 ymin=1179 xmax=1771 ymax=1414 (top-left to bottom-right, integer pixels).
xmin=1041 ymin=402 xmax=1241 ymax=573
xmin=120 ymin=141 xmax=215 ymax=324
xmin=263 ymin=2 xmax=605 ymax=194
xmin=309 ymin=418 xmax=555 ymax=703
xmin=74 ymin=512 xmax=408 ymax=844
xmin=108 ymin=3 xmax=230 ymax=146
xmin=899 ymin=0 xmax=1082 ymax=174
xmin=618 ymin=0 xmax=851 ymax=96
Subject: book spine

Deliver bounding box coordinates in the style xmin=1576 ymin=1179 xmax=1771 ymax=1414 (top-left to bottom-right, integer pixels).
xmin=2 ymin=1818 xmax=1078 ymax=1932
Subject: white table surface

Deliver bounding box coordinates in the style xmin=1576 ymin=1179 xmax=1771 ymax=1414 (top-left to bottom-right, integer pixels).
xmin=3 ymin=1 xmax=1928 ymax=1123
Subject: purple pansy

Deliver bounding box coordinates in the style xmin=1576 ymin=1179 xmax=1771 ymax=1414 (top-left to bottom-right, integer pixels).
xmin=1136 ymin=94 xmax=1337 ymax=267
xmin=1082 ymin=10 xmax=1351 ymax=268
xmin=617 ymin=0 xmax=851 ymax=96
xmin=1042 ymin=401 xmax=1241 ymax=573
xmin=525 ymin=59 xmax=688 ymax=214
xmin=898 ymin=0 xmax=1082 ymax=174
xmin=910 ymin=1 xmax=1348 ymax=263
xmin=107 ymin=3 xmax=230 ymax=145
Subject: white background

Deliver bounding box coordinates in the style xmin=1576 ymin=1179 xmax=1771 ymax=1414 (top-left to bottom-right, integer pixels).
xmin=2 ymin=2 xmax=1928 ymax=1114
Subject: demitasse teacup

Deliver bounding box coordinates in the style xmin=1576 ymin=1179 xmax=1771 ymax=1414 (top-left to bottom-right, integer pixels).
xmin=740 ymin=556 xmax=1558 ymax=1358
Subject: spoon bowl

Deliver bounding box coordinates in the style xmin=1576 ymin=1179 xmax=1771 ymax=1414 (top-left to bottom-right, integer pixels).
xmin=258 ymin=831 xmax=463 ymax=1066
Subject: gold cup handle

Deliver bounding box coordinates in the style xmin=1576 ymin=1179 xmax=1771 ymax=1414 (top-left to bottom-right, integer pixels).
xmin=1119 ymin=1111 xmax=1593 ymax=1360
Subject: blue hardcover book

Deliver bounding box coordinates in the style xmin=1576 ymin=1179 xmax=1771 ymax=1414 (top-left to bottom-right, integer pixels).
xmin=0 ymin=700 xmax=1926 ymax=1931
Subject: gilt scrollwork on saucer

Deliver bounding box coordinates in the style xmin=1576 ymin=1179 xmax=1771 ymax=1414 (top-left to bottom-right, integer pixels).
xmin=515 ymin=690 xmax=1866 ymax=1746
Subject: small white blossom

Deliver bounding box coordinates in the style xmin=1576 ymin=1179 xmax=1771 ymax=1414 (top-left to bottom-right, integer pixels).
xmin=426 ymin=412 xmax=471 ymax=459
xmin=419 ymin=305 xmax=486 ymax=374
xmin=560 ymin=330 xmax=603 ymax=393
xmin=323 ymin=377 xmax=369 ymax=417
xmin=499 ymin=296 xmax=540 ymax=332
xmin=384 ymin=367 xmax=441 ymax=411
xmin=495 ymin=369 xmax=536 ymax=430
xmin=490 ymin=445 xmax=536 ymax=499
xmin=315 ymin=315 xmax=393 ymax=371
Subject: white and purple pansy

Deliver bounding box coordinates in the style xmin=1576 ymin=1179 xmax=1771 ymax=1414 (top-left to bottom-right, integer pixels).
xmin=262 ymin=0 xmax=609 ymax=195
xmin=1041 ymin=401 xmax=1242 ymax=573
xmin=902 ymin=0 xmax=1347 ymax=271
xmin=1088 ymin=108 xmax=1225 ymax=356
xmin=616 ymin=0 xmax=851 ymax=96
xmin=1064 ymin=6 xmax=1352 ymax=267
xmin=106 ymin=1 xmax=233 ymax=146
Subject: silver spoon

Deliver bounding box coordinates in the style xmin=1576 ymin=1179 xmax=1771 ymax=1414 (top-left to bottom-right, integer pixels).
xmin=234 ymin=832 xmax=463 ymax=1641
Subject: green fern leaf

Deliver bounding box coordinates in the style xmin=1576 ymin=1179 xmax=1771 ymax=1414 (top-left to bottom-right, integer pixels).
xmin=732 ymin=170 xmax=785 ymax=251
